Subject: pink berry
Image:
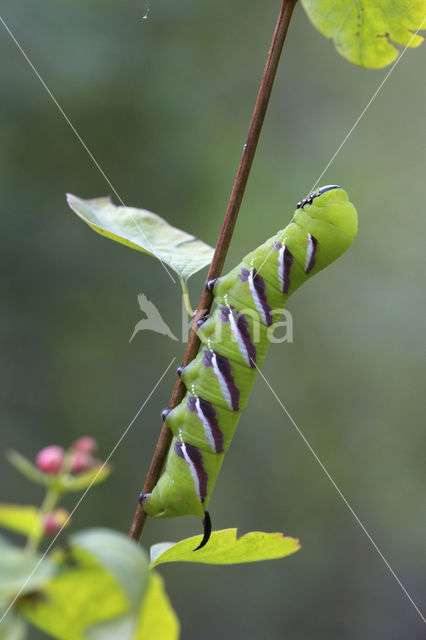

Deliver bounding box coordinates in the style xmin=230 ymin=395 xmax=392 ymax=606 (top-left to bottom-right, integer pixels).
xmin=35 ymin=446 xmax=65 ymax=475
xmin=71 ymin=436 xmax=97 ymax=454
xmin=43 ymin=509 xmax=70 ymax=536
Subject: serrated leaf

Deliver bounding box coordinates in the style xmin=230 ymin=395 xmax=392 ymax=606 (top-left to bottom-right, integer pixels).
xmin=0 ymin=547 xmax=56 ymax=598
xmin=70 ymin=529 xmax=149 ymax=612
xmin=18 ymin=548 xmax=129 ymax=640
xmin=6 ymin=451 xmax=48 ymax=487
xmin=0 ymin=504 xmax=42 ymax=538
xmin=58 ymin=465 xmax=111 ymax=492
xmin=150 ymin=529 xmax=301 ymax=567
xmin=134 ymin=572 xmax=179 ymax=640
xmin=301 ymin=0 xmax=425 ymax=68
xmin=66 ymin=194 xmax=214 ymax=284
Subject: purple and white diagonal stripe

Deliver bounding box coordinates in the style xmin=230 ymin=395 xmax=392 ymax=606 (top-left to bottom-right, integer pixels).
xmin=174 ymin=441 xmax=208 ymax=503
xmin=188 ymin=394 xmax=224 ymax=453
xmin=248 ymin=268 xmax=273 ymax=326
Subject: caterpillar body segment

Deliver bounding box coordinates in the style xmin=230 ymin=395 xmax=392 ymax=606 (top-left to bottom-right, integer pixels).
xmin=197 ymin=307 xmax=270 ymax=369
xmin=141 ymin=186 xmax=358 ymax=534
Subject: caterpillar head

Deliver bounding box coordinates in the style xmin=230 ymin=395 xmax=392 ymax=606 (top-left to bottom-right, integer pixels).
xmin=297 ymin=185 xmax=340 ymax=209
xmin=296 ymin=185 xmax=358 ymax=239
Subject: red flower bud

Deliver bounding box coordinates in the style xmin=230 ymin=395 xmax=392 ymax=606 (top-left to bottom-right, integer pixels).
xmin=43 ymin=509 xmax=70 ymax=536
xmin=70 ymin=450 xmax=95 ymax=474
xmin=71 ymin=436 xmax=97 ymax=454
xmin=35 ymin=446 xmax=65 ymax=475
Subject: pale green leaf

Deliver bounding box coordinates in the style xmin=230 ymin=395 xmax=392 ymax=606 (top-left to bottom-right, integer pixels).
xmin=133 ymin=572 xmax=179 ymax=640
xmin=17 ymin=529 xmax=177 ymax=640
xmin=66 ymin=194 xmax=214 ymax=284
xmin=0 ymin=534 xmax=11 ymax=548
xmin=0 ymin=547 xmax=55 ymax=598
xmin=6 ymin=451 xmax=48 ymax=487
xmin=18 ymin=548 xmax=129 ymax=640
xmin=70 ymin=529 xmax=150 ymax=612
xmin=86 ymin=573 xmax=180 ymax=640
xmin=301 ymin=0 xmax=425 ymax=68
xmin=150 ymin=529 xmax=301 ymax=567
xmin=0 ymin=504 xmax=42 ymax=538
xmin=86 ymin=615 xmax=136 ymax=640
xmin=0 ymin=602 xmax=27 ymax=640
xmin=58 ymin=465 xmax=111 ymax=492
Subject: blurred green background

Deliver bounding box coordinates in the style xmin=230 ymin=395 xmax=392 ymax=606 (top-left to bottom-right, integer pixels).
xmin=1 ymin=1 xmax=425 ymax=638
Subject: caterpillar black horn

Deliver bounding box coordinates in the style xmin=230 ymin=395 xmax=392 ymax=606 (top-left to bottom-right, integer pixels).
xmin=193 ymin=511 xmax=212 ymax=551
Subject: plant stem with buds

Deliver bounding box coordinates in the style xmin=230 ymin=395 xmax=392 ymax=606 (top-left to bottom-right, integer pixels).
xmin=26 ymin=486 xmax=62 ymax=553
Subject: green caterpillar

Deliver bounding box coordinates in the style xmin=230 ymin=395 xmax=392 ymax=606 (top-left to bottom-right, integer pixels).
xmin=140 ymin=186 xmax=358 ymax=548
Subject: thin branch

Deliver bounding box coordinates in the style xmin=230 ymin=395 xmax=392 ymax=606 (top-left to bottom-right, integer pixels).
xmin=129 ymin=0 xmax=298 ymax=542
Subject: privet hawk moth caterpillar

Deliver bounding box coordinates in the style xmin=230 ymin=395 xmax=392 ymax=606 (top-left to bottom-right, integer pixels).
xmin=140 ymin=186 xmax=358 ymax=548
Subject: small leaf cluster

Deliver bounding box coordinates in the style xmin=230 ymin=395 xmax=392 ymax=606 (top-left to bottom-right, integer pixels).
xmin=0 ymin=440 xmax=299 ymax=639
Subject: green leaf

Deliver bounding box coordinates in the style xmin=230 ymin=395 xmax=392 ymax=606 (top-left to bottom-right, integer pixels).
xmin=70 ymin=530 xmax=178 ymax=640
xmin=6 ymin=451 xmax=48 ymax=487
xmin=301 ymin=0 xmax=425 ymax=68
xmin=70 ymin=529 xmax=150 ymax=612
xmin=58 ymin=465 xmax=111 ymax=492
xmin=0 ymin=504 xmax=42 ymax=538
xmin=0 ymin=602 xmax=27 ymax=640
xmin=150 ymin=529 xmax=301 ymax=567
xmin=0 ymin=534 xmax=11 ymax=548
xmin=66 ymin=194 xmax=214 ymax=285
xmin=18 ymin=548 xmax=129 ymax=640
xmin=85 ymin=615 xmax=136 ymax=640
xmin=0 ymin=547 xmax=56 ymax=599
xmin=86 ymin=572 xmax=179 ymax=640
xmin=133 ymin=571 xmax=179 ymax=640
xmin=18 ymin=529 xmax=178 ymax=640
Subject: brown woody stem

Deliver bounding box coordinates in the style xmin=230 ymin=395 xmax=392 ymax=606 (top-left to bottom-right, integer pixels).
xmin=129 ymin=0 xmax=298 ymax=542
